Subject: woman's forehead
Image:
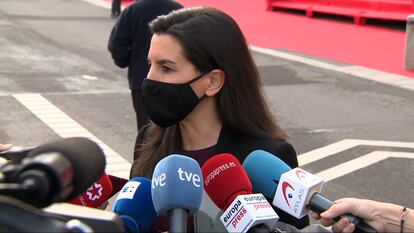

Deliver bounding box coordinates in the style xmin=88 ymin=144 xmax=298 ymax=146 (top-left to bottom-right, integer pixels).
xmin=149 ymin=34 xmax=185 ymax=61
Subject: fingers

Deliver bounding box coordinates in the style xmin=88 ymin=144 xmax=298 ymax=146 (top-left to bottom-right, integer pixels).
xmin=309 ymin=210 xmax=321 ymax=220
xmin=0 ymin=144 xmax=12 ymax=152
xmin=320 ymin=198 xmax=358 ymax=220
xmin=331 ymin=217 xmax=355 ymax=233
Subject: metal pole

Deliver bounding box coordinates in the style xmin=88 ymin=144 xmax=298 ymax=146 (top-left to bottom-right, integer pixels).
xmin=405 ymin=14 xmax=414 ymax=70
xmin=168 ymin=208 xmax=188 ymax=233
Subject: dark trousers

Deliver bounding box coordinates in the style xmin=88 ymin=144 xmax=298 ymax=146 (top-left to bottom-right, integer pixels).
xmin=111 ymin=0 xmax=121 ymax=16
xmin=131 ymin=90 xmax=149 ymax=159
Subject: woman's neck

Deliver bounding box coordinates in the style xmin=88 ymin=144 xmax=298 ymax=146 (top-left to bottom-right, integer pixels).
xmin=179 ymin=98 xmax=222 ymax=151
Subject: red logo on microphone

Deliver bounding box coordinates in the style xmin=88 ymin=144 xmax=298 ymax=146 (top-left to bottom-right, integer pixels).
xmin=86 ymin=182 xmax=103 ymax=201
xmin=295 ymin=169 xmax=309 ymax=181
xmin=281 ymin=181 xmax=294 ymax=208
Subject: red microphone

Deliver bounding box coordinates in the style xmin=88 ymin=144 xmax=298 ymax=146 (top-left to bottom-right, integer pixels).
xmin=201 ymin=153 xmax=279 ymax=233
xmin=69 ymin=172 xmax=113 ymax=208
xmin=202 ymin=153 xmax=252 ymax=209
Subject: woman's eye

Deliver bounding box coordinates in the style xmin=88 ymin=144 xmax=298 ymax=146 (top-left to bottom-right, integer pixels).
xmin=162 ymin=66 xmax=173 ymax=73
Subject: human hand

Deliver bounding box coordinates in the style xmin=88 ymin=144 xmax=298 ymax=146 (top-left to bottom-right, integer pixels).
xmin=0 ymin=144 xmax=12 ymax=152
xmin=311 ymin=198 xmax=386 ymax=233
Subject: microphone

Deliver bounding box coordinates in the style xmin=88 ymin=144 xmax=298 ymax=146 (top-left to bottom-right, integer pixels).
xmin=69 ymin=172 xmax=113 ymax=208
xmin=112 ymin=177 xmax=157 ymax=233
xmin=44 ymin=203 xmax=124 ymax=232
xmin=201 ymin=153 xmax=279 ymax=233
xmin=242 ymin=150 xmax=377 ymax=233
xmin=151 ymin=154 xmax=203 ymax=233
xmin=0 ymin=137 xmax=106 ymax=208
xmin=193 ymin=189 xmax=227 ymax=232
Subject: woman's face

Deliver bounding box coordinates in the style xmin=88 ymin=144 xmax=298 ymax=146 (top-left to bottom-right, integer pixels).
xmin=147 ymin=34 xmax=200 ymax=84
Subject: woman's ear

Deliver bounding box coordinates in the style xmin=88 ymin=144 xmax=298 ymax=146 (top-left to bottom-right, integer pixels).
xmin=205 ymin=69 xmax=225 ymax=96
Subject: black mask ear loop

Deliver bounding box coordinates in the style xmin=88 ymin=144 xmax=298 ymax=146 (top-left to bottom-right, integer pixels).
xmin=184 ymin=71 xmax=212 ymax=85
xmin=185 ymin=70 xmax=212 ymax=100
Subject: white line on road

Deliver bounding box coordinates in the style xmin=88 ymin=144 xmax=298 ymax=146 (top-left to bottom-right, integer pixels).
xmin=298 ymin=139 xmax=414 ymax=166
xmin=13 ymin=93 xmax=131 ymax=179
xmin=315 ymin=151 xmax=414 ymax=182
xmin=250 ymin=46 xmax=414 ymax=92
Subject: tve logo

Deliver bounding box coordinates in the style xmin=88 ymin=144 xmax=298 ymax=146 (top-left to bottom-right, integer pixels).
xmin=152 ymin=167 xmax=201 ymax=188
xmin=152 ymin=172 xmax=166 ymax=188
xmin=177 ymin=168 xmax=201 ymax=187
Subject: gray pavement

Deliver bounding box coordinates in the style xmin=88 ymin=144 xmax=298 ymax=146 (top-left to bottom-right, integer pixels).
xmin=0 ymin=0 xmax=413 ymax=219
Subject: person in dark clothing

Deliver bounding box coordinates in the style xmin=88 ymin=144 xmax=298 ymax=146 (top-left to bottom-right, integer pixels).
xmin=110 ymin=0 xmax=121 ymax=18
xmin=129 ymin=7 xmax=309 ymax=231
xmin=107 ymin=0 xmax=183 ymax=160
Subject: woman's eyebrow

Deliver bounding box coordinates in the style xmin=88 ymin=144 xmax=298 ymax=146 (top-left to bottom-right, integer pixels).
xmin=156 ymin=59 xmax=177 ymax=65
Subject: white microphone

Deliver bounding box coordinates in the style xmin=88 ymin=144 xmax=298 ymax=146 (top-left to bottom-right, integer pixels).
xmin=273 ymin=168 xmax=324 ymax=219
xmin=243 ymin=150 xmax=377 ymax=233
xmin=221 ymin=193 xmax=279 ymax=232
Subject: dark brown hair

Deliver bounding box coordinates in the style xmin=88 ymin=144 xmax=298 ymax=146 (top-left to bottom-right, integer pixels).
xmin=130 ymin=7 xmax=286 ymax=178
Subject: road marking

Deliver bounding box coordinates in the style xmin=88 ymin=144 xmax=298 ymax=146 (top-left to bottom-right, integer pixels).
xmin=13 ymin=93 xmax=131 ymax=179
xmin=250 ymin=46 xmax=414 ymax=92
xmin=298 ymin=139 xmax=414 ymax=166
xmin=82 ymin=0 xmax=111 ymax=9
xmin=315 ymin=151 xmax=414 ymax=182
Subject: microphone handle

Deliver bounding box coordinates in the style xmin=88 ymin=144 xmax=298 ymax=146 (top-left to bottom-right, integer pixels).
xmin=308 ymin=193 xmax=377 ymax=233
xmin=168 ymin=208 xmax=188 ymax=233
xmin=247 ymin=224 xmax=271 ymax=233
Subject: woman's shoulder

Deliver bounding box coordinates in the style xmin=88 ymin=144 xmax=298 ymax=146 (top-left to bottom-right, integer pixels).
xmin=221 ymin=131 xmax=299 ymax=168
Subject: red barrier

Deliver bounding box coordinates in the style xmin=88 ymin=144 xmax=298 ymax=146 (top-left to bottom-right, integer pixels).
xmin=267 ymin=0 xmax=414 ymax=24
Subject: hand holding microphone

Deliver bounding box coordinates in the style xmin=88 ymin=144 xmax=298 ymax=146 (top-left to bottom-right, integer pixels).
xmin=311 ymin=198 xmax=414 ymax=233
xmin=242 ymin=150 xmax=377 ymax=233
xmin=151 ymin=154 xmax=203 ymax=233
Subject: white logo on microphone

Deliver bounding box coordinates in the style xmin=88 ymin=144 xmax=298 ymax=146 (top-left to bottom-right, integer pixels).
xmin=86 ymin=182 xmax=103 ymax=201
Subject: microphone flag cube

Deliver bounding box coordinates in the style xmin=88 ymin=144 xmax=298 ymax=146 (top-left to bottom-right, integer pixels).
xmin=220 ymin=193 xmax=279 ymax=233
xmin=273 ymin=168 xmax=323 ymax=218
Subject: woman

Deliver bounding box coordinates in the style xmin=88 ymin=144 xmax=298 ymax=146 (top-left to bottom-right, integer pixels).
xmin=130 ymin=7 xmax=309 ymax=229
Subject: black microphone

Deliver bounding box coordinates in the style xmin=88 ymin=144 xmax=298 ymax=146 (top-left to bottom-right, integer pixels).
xmin=0 ymin=137 xmax=106 ymax=208
xmin=0 ymin=195 xmax=70 ymax=233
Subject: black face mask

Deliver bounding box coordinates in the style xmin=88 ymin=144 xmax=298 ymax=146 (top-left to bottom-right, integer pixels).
xmin=140 ymin=72 xmax=209 ymax=127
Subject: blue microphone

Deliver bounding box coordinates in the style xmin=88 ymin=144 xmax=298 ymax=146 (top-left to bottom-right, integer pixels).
xmin=112 ymin=177 xmax=157 ymax=233
xmin=242 ymin=150 xmax=291 ymax=199
xmin=151 ymin=154 xmax=203 ymax=233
